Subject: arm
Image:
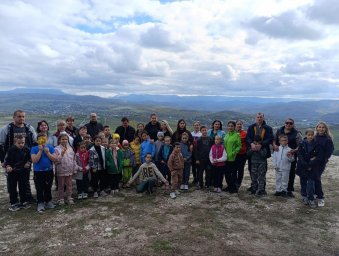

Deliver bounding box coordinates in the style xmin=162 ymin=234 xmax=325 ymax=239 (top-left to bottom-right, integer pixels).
xmin=128 ymin=165 xmax=142 ymax=184
xmin=167 ymin=154 xmax=173 ymax=171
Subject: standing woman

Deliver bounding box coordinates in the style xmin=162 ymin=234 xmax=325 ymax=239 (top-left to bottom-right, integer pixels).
xmin=172 ymin=119 xmax=193 ymax=144
xmin=272 ymin=118 xmax=302 ymax=197
xmin=52 ymin=120 xmax=74 ymax=148
xmin=314 ymin=121 xmax=334 ymax=207
xmin=208 ymin=120 xmax=225 ymax=142
xmin=223 ymin=121 xmax=241 ymax=193
xmin=191 ymin=121 xmax=202 ymax=185
xmin=37 ymin=120 xmax=54 ymax=146
xmin=135 ymin=123 xmax=145 ymax=140
xmin=234 ymin=120 xmax=247 ymax=189
xmin=160 ymin=120 xmax=173 ymax=138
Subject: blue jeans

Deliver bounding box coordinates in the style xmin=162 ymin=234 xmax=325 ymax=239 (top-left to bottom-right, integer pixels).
xmin=300 ymin=177 xmax=315 ymax=201
xmin=181 ymin=162 xmax=191 ymax=185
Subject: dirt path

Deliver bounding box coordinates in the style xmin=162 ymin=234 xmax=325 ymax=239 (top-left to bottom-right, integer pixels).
xmin=0 ymin=157 xmax=338 ymax=256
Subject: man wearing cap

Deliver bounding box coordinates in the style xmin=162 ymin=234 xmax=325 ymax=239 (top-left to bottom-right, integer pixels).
xmin=114 ymin=117 xmax=136 ymax=144
xmin=85 ymin=113 xmax=104 ymax=139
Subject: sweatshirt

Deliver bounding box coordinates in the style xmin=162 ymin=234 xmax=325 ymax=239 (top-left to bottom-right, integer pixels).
xmin=167 ymin=151 xmax=184 ymax=172
xmin=55 ymin=145 xmax=79 ymax=176
xmin=129 ymin=162 xmax=167 ymax=183
xmin=195 ymin=136 xmax=214 ymax=161
xmin=140 ymin=139 xmax=155 ymax=163
xmin=272 ymin=145 xmax=294 ymax=171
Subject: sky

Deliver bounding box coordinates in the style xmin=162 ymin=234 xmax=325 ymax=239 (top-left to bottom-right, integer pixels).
xmin=0 ymin=0 xmax=339 ymax=99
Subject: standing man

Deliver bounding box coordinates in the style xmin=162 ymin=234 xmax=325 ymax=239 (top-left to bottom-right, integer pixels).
xmin=145 ymin=113 xmax=161 ymax=141
xmin=246 ymin=112 xmax=274 ymax=194
xmin=85 ymin=113 xmax=104 ymax=139
xmin=0 ymin=110 xmax=37 ymax=202
xmin=115 ymin=117 xmax=136 ymax=144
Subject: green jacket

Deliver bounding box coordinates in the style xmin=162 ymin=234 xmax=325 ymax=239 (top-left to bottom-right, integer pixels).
xmin=224 ymin=131 xmax=241 ymax=162
xmin=105 ymin=148 xmax=123 ymax=174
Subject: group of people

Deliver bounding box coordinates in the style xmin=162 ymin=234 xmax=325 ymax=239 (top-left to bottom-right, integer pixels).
xmin=0 ymin=110 xmax=334 ymax=213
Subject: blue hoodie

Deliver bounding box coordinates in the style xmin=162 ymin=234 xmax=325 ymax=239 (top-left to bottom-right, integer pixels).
xmin=140 ymin=139 xmax=155 ymax=163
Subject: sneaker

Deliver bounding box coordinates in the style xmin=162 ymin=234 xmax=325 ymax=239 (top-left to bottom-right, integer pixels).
xmin=255 ymin=190 xmax=266 ymax=197
xmin=114 ymin=189 xmax=119 ymax=194
xmin=180 ymin=184 xmax=185 ymax=190
xmin=287 ymin=191 xmax=295 ymax=198
xmin=77 ymin=194 xmax=83 ymax=199
xmin=274 ymin=191 xmax=282 ymax=196
xmin=214 ymin=187 xmax=218 ymax=192
xmin=19 ymin=202 xmax=31 ymax=210
xmin=216 ymin=188 xmax=222 ymax=193
xmin=67 ymin=198 xmax=74 ymax=205
xmin=93 ymin=192 xmax=99 ymax=198
xmin=45 ymin=201 xmax=56 ymax=209
xmin=302 ymin=197 xmax=309 ymax=205
xmin=175 ymin=190 xmax=181 ymax=195
xmin=170 ymin=192 xmax=177 ymax=199
xmin=318 ymin=199 xmax=325 ymax=207
xmin=8 ymin=204 xmax=20 ymax=212
xmin=184 ymin=185 xmax=188 ymax=190
xmin=309 ymin=200 xmax=317 ymax=208
xmin=82 ymin=193 xmax=88 ymax=199
xmin=58 ymin=199 xmax=65 ymax=205
xmin=100 ymin=191 xmax=108 ymax=197
xmin=37 ymin=203 xmax=45 ymax=213
xmin=281 ymin=191 xmax=288 ymax=197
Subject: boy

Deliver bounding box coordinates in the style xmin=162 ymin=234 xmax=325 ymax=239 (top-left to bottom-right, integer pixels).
xmin=158 ymin=136 xmax=173 ymax=183
xmin=195 ymin=126 xmax=213 ymax=189
xmin=247 ymin=135 xmax=267 ymax=197
xmin=4 ymin=135 xmax=31 ymax=211
xmin=73 ymin=125 xmax=87 ymax=152
xmin=106 ymin=141 xmax=123 ymax=194
xmin=103 ymin=125 xmax=113 ymax=141
xmin=272 ymin=135 xmax=294 ymax=197
xmin=168 ymin=142 xmax=184 ymax=199
xmin=180 ymin=132 xmax=192 ymax=190
xmin=127 ymin=153 xmax=169 ymax=194
xmin=154 ymin=131 xmax=165 ymax=164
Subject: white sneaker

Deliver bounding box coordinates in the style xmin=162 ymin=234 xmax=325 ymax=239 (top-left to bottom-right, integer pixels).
xmin=77 ymin=194 xmax=83 ymax=199
xmin=82 ymin=193 xmax=88 ymax=199
xmin=318 ymin=199 xmax=325 ymax=207
xmin=170 ymin=192 xmax=177 ymax=199
xmin=67 ymin=198 xmax=74 ymax=205
xmin=114 ymin=189 xmax=119 ymax=193
xmin=93 ymin=192 xmax=99 ymax=198
xmin=184 ymin=185 xmax=188 ymax=190
xmin=180 ymin=184 xmax=185 ymax=190
xmin=58 ymin=199 xmax=65 ymax=205
xmin=175 ymin=190 xmax=180 ymax=195
xmin=100 ymin=191 xmax=108 ymax=197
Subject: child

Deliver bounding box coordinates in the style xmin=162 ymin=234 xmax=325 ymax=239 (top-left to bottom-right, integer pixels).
xmin=296 ymin=129 xmax=323 ymax=208
xmin=55 ymin=132 xmax=79 ymax=205
xmin=272 ymin=135 xmax=294 ymax=197
xmin=31 ymin=133 xmax=57 ymax=213
xmin=195 ymin=126 xmax=213 ymax=189
xmin=103 ymin=125 xmax=113 ymax=141
xmin=106 ymin=141 xmax=123 ymax=194
xmin=155 ymin=131 xmax=165 ymax=164
xmin=130 ymin=136 xmax=141 ymax=176
xmin=112 ymin=133 xmax=122 ymax=149
xmin=127 ymin=153 xmax=169 ymax=194
xmin=83 ymin=134 xmax=92 ymax=150
xmin=73 ymin=125 xmax=88 ymax=152
xmin=121 ymin=140 xmax=135 ymax=186
xmin=101 ymin=137 xmax=109 ymax=149
xmin=168 ymin=142 xmax=184 ymax=199
xmin=4 ymin=135 xmax=31 ymax=211
xmin=89 ymin=136 xmax=106 ymax=198
xmin=209 ymin=135 xmax=227 ymax=193
xmin=247 ymin=135 xmax=267 ymax=197
xmin=180 ymin=132 xmax=192 ymax=190
xmin=74 ymin=142 xmax=90 ymax=199
xmin=158 ymin=136 xmax=173 ymax=183
xmin=140 ymin=131 xmax=155 ymax=163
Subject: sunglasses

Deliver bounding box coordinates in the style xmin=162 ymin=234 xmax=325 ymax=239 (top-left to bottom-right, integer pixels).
xmin=285 ymin=122 xmax=294 ymax=125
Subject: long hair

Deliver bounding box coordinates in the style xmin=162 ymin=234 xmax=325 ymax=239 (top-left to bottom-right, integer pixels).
xmin=315 ymin=121 xmax=333 ymax=139
xmin=161 ymin=120 xmax=173 ymax=135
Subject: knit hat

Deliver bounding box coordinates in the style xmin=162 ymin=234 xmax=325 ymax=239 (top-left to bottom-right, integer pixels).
xmin=157 ymin=131 xmax=164 ymax=137
xmin=122 ymin=140 xmax=129 ymax=145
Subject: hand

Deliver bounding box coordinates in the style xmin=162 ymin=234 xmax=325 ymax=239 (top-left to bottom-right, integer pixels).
xmin=1 ymin=162 xmax=5 ymax=168
xmin=24 ymin=162 xmax=31 ymax=168
xmin=38 ymin=145 xmax=43 ymax=151
xmin=273 ymin=145 xmax=279 ymax=151
xmin=150 ymin=139 xmax=154 ymax=144
xmin=196 ymin=160 xmax=200 ymax=164
xmin=6 ymin=166 xmax=13 ymax=172
xmin=250 ymin=143 xmax=257 ymax=151
xmin=310 ymin=157 xmax=316 ymax=160
xmin=92 ymin=168 xmax=97 ymax=173
xmin=44 ymin=147 xmax=49 ymax=154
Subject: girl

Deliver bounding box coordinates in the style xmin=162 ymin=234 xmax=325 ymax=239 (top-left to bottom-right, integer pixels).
xmin=234 ymin=120 xmax=248 ymax=189
xmin=208 ymin=120 xmax=225 ymax=142
xmin=155 ymin=131 xmax=165 ymax=164
xmin=135 ymin=123 xmax=145 ymax=140
xmin=172 ymin=119 xmax=193 ymax=144
xmin=130 ymin=136 xmax=141 ymax=176
xmin=55 ymin=132 xmax=79 ymax=205
xmin=180 ymin=132 xmax=192 ymax=190
xmin=36 ymin=120 xmax=54 ymax=145
xmin=106 ymin=141 xmax=123 ymax=194
xmin=121 ymin=140 xmax=135 ymax=187
xmin=160 ymin=120 xmax=173 ymax=138
xmin=74 ymin=142 xmax=90 ymax=199
xmin=209 ymin=136 xmax=227 ymax=193
xmin=314 ymin=121 xmax=334 ymax=207
xmin=89 ymin=136 xmax=106 ymax=198
xmin=223 ymin=121 xmax=241 ymax=193
xmin=191 ymin=121 xmax=202 ymax=185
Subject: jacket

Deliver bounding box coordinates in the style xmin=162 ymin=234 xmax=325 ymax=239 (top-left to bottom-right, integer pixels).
xmin=85 ymin=121 xmax=104 ymax=138
xmin=224 ymin=131 xmax=241 ymax=162
xmin=55 ymin=145 xmax=79 ymax=176
xmin=246 ymin=121 xmax=273 ymax=158
xmin=89 ymin=145 xmax=106 ymax=170
xmin=180 ymin=142 xmax=192 ymax=163
xmin=106 ymin=148 xmax=123 ymax=174
xmin=4 ymin=145 xmax=31 ymax=171
xmin=158 ymin=144 xmax=173 ymax=163
xmin=247 ymin=147 xmax=267 ymax=164
xmin=272 ymin=145 xmax=294 ymax=171
xmin=195 ymin=136 xmax=214 ymax=161
xmin=168 ymin=152 xmax=184 ymax=172
xmin=140 ymin=139 xmax=155 ymax=163
xmin=315 ymin=134 xmax=334 ymax=163
xmin=209 ymin=143 xmax=227 ymax=167
xmin=115 ymin=125 xmax=136 ymax=143
xmin=296 ymin=139 xmax=323 ymax=178
xmin=130 ymin=142 xmax=141 ymax=165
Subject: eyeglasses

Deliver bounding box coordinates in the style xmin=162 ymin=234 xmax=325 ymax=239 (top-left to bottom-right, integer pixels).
xmin=285 ymin=122 xmax=294 ymax=125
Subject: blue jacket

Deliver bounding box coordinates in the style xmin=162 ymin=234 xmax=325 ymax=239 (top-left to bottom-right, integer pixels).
xmin=140 ymin=139 xmax=155 ymax=163
xmin=180 ymin=142 xmax=192 ymax=163
xmin=158 ymin=144 xmax=173 ymax=163
xmin=315 ymin=134 xmax=334 ymax=163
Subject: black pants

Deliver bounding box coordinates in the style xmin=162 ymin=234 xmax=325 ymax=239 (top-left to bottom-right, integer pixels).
xmin=287 ymin=161 xmax=297 ymax=192
xmin=8 ymin=170 xmax=27 ymax=205
xmin=212 ymin=165 xmax=225 ymax=188
xmin=91 ymin=169 xmax=106 ymax=192
xmin=34 ymin=171 xmax=54 ymax=204
xmin=191 ymin=155 xmax=198 ymax=183
xmin=225 ymin=161 xmax=237 ymax=192
xmin=197 ymin=159 xmax=212 ymax=187
xmin=76 ymin=172 xmax=89 ymax=194
xmin=108 ymin=173 xmax=122 ymax=190
xmin=234 ymin=154 xmax=247 ymax=188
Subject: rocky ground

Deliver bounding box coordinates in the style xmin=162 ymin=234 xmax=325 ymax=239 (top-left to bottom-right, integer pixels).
xmin=0 ymin=157 xmax=338 ymax=256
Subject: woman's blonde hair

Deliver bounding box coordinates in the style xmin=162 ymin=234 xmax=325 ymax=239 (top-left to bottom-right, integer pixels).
xmin=161 ymin=120 xmax=173 ymax=136
xmin=315 ymin=121 xmax=333 ymax=139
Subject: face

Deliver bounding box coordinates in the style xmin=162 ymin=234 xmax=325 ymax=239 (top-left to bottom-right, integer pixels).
xmin=316 ymin=124 xmax=326 ymax=135
xmin=157 ymin=135 xmax=164 ymax=141
xmin=145 ymin=154 xmax=152 ymax=163
xmin=174 ymin=145 xmax=181 ymax=152
xmin=164 ymin=138 xmax=171 ymax=145
xmin=90 ymin=114 xmax=97 ymax=122
xmin=151 ymin=115 xmax=157 ymax=124
xmin=66 ymin=119 xmax=74 ymax=128
xmin=15 ymin=139 xmax=25 ymax=149
xmin=285 ymin=120 xmax=294 ymax=129
xmin=79 ymin=128 xmax=87 ymax=136
xmin=113 ymin=138 xmax=119 ymax=144
xmin=179 ymin=121 xmax=186 ymax=129
xmin=111 ymin=143 xmax=117 ymax=149
xmin=39 ymin=122 xmax=49 ymax=133
xmin=60 ymin=136 xmax=69 ymax=145
xmin=201 ymin=128 xmax=208 ymax=137
xmin=134 ymin=137 xmax=140 ymax=144
xmin=193 ymin=122 xmax=200 ymax=131
xmin=213 ymin=122 xmax=221 ymax=130
xmin=79 ymin=145 xmax=86 ymax=153
xmin=57 ymin=122 xmax=66 ymax=132
xmin=306 ymin=132 xmax=314 ymax=141
xmin=181 ymin=136 xmax=188 ymax=143
xmin=141 ymin=133 xmax=147 ymax=141
xmin=161 ymin=122 xmax=167 ymax=130
xmin=256 ymin=114 xmax=264 ymax=125
xmin=102 ymin=139 xmax=109 ymax=148
xmin=215 ymin=137 xmax=222 ymax=144
xmin=227 ymin=123 xmax=235 ymax=132
xmin=279 ymin=138 xmax=288 ymax=146
xmin=83 ymin=137 xmax=91 ymax=144
xmin=94 ymin=138 xmax=102 ymax=146
xmin=122 ymin=121 xmax=129 ymax=128
xmin=137 ymin=124 xmax=144 ymax=131
xmin=14 ymin=112 xmax=25 ymax=126
xmin=236 ymin=121 xmax=243 ymax=131
xmin=104 ymin=127 xmax=110 ymax=135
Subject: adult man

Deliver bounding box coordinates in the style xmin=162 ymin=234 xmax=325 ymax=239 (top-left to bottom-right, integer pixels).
xmin=272 ymin=118 xmax=302 ymax=197
xmin=114 ymin=117 xmax=136 ymax=144
xmin=0 ymin=110 xmax=37 ymax=202
xmin=85 ymin=113 xmax=104 ymax=138
xmin=246 ymin=112 xmax=274 ymax=193
xmin=65 ymin=116 xmax=78 ymax=139
xmin=145 ymin=113 xmax=161 ymax=141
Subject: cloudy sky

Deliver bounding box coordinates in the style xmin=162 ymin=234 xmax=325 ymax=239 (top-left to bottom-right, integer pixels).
xmin=0 ymin=0 xmax=338 ymax=99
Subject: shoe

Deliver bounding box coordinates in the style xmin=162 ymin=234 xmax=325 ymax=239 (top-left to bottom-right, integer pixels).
xmin=114 ymin=189 xmax=119 ymax=193
xmin=216 ymin=188 xmax=222 ymax=193
xmin=318 ymin=199 xmax=325 ymax=207
xmin=287 ymin=191 xmax=295 ymax=198
xmin=37 ymin=203 xmax=45 ymax=213
xmin=93 ymin=192 xmax=99 ymax=198
xmin=246 ymin=186 xmax=253 ymax=192
xmin=67 ymin=198 xmax=74 ymax=205
xmin=222 ymin=187 xmax=230 ymax=192
xmin=175 ymin=190 xmax=181 ymax=195
xmin=170 ymin=192 xmax=177 ymax=199
xmin=180 ymin=184 xmax=185 ymax=190
xmin=281 ymin=191 xmax=288 ymax=197
xmin=45 ymin=201 xmax=56 ymax=209
xmin=213 ymin=187 xmax=218 ymax=192
xmin=19 ymin=202 xmax=31 ymax=210
xmin=309 ymin=200 xmax=317 ymax=208
xmin=302 ymin=197 xmax=309 ymax=205
xmin=184 ymin=185 xmax=188 ymax=190
xmin=255 ymin=190 xmax=266 ymax=197
xmin=100 ymin=191 xmax=108 ymax=197
xmin=77 ymin=194 xmax=83 ymax=199
xmin=58 ymin=199 xmax=65 ymax=205
xmin=8 ymin=204 xmax=21 ymax=212
xmin=82 ymin=193 xmax=88 ymax=199
xmin=274 ymin=191 xmax=282 ymax=196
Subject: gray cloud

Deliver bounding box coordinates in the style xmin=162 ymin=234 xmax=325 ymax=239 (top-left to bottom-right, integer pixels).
xmin=307 ymin=0 xmax=339 ymax=25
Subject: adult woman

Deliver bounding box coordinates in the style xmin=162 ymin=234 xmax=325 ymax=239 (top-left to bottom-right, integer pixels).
xmin=208 ymin=120 xmax=225 ymax=142
xmin=272 ymin=118 xmax=302 ymax=197
xmin=36 ymin=120 xmax=54 ymax=145
xmin=223 ymin=121 xmax=241 ymax=193
xmin=52 ymin=120 xmax=74 ymax=147
xmin=314 ymin=121 xmax=334 ymax=207
xmin=160 ymin=120 xmax=173 ymax=138
xmin=135 ymin=123 xmax=145 ymax=140
xmin=191 ymin=121 xmax=202 ymax=184
xmin=172 ymin=119 xmax=193 ymax=144
xmin=234 ymin=120 xmax=247 ymax=189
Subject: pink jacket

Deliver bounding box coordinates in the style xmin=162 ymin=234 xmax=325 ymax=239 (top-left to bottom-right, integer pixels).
xmin=55 ymin=145 xmax=80 ymax=176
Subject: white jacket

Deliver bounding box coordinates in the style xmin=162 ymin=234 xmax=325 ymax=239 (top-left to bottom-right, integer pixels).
xmin=272 ymin=145 xmax=294 ymax=171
